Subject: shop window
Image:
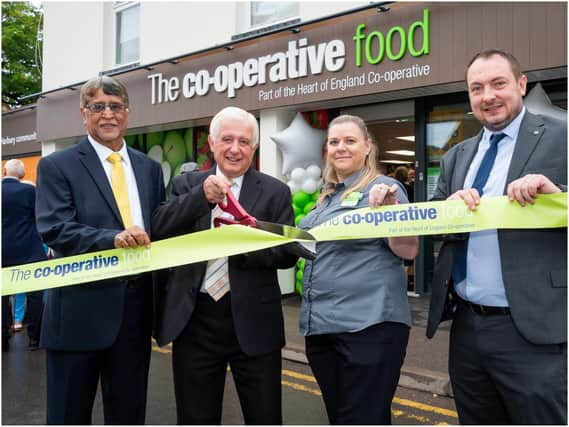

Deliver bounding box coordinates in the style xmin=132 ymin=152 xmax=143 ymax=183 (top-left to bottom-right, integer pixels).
xmin=249 ymin=2 xmax=298 ymax=28
xmin=426 ymin=103 xmax=481 ymax=200
xmin=114 ymin=2 xmax=140 ymax=65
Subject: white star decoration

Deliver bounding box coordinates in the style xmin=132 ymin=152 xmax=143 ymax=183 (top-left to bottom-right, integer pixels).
xmin=270 ymin=113 xmax=326 ymax=176
xmin=524 ymin=83 xmax=567 ymax=123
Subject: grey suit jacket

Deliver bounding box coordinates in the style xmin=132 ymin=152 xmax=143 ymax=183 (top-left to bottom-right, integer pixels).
xmin=426 ymin=111 xmax=567 ymax=345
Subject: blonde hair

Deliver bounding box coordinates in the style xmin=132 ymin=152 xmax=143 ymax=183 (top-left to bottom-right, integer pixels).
xmin=319 ymin=114 xmax=380 ymax=203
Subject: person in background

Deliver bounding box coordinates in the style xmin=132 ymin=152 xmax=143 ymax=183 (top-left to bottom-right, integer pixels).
xmin=408 ymin=168 xmax=415 ymax=186
xmin=152 ymin=106 xmax=303 ymax=424
xmin=426 ymin=49 xmax=567 ymax=424
xmin=394 ymin=165 xmax=414 ymax=202
xmin=299 ymin=114 xmax=419 ymax=424
xmin=2 ymin=159 xmax=46 ymax=351
xmin=36 ymin=76 xmax=165 ymax=424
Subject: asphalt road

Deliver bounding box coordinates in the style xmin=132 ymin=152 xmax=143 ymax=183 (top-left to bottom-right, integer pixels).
xmin=2 ymin=330 xmax=457 ymax=425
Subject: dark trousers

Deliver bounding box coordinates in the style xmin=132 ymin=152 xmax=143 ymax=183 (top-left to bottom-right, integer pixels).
xmin=173 ymin=292 xmax=282 ymax=425
xmin=449 ymin=303 xmax=567 ymax=425
xmin=305 ymin=322 xmax=410 ymax=425
xmin=26 ymin=290 xmax=43 ymax=341
xmin=46 ymin=284 xmax=151 ymax=425
xmin=2 ymin=296 xmax=11 ymax=337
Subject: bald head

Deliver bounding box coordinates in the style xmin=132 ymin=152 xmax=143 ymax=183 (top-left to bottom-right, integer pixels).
xmin=4 ymin=159 xmax=25 ymax=179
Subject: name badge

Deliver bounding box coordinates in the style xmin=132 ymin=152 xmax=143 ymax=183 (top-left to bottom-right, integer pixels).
xmin=341 ymin=191 xmax=362 ymax=207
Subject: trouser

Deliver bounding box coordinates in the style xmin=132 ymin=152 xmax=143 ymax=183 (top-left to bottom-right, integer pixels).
xmin=449 ymin=302 xmax=567 ymax=425
xmin=46 ymin=284 xmax=151 ymax=424
xmin=306 ymin=322 xmax=410 ymax=425
xmin=26 ymin=291 xmax=44 ymax=341
xmin=173 ymin=292 xmax=282 ymax=425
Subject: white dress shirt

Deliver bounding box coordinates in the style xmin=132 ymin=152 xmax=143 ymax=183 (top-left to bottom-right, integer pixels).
xmin=455 ymin=108 xmax=526 ymax=307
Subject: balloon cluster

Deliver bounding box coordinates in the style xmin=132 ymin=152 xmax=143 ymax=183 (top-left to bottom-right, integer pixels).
xmin=287 ymin=164 xmax=322 ymax=295
xmin=288 ymin=164 xmax=322 ymax=225
xmin=124 ymin=126 xmax=213 ymax=193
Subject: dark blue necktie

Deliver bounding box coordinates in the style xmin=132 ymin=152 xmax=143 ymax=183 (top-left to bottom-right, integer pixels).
xmin=452 ymin=132 xmax=506 ymax=284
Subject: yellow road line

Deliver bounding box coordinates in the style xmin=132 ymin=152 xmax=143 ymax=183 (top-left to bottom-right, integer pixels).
xmin=393 ymin=397 xmax=458 ymax=418
xmin=282 ymin=369 xmax=317 ymax=383
xmin=281 ymin=370 xmax=458 ymax=419
xmin=152 ymin=345 xmax=458 ymax=420
xmin=281 ymin=380 xmax=321 ymax=396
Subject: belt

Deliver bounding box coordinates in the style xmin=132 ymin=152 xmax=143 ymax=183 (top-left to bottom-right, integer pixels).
xmin=457 ymin=297 xmax=510 ymax=315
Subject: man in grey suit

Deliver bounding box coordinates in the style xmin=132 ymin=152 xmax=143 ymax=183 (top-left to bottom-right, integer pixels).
xmin=426 ymin=49 xmax=566 ymax=424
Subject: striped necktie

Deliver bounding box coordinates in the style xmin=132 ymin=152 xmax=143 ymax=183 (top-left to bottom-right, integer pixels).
xmin=203 ymin=182 xmax=237 ymax=301
xmin=107 ymin=152 xmax=133 ymax=228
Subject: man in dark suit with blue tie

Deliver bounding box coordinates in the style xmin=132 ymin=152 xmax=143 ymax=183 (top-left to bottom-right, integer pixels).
xmin=36 ymin=76 xmax=165 ymax=424
xmin=2 ymin=159 xmax=47 ymax=351
xmin=427 ymin=49 xmax=566 ymax=424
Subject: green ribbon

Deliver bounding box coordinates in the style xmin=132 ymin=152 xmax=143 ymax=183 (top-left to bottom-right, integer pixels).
xmin=2 ymin=193 xmax=566 ymax=296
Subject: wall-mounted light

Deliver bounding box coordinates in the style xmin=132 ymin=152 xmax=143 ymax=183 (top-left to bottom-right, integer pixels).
xmin=386 ymin=150 xmax=415 ymax=156
xmin=376 ymin=5 xmax=390 ymax=13
xmin=380 ymin=159 xmax=412 ymax=165
xmin=291 ymin=28 xmax=300 ymax=34
xmin=396 ymin=136 xmax=415 ymax=142
xmin=224 ymin=45 xmax=234 ymax=51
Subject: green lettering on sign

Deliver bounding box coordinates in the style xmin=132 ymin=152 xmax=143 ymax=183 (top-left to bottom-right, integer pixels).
xmin=354 ymin=8 xmax=430 ymax=67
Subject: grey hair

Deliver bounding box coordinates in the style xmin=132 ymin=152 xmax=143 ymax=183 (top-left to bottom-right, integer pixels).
xmin=4 ymin=159 xmax=25 ymax=178
xmin=80 ymin=76 xmax=130 ymax=108
xmin=209 ymin=106 xmax=259 ymax=147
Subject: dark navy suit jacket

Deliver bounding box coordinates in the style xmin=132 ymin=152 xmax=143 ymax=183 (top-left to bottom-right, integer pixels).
xmin=36 ymin=137 xmax=165 ymax=350
xmin=2 ymin=177 xmax=46 ymax=267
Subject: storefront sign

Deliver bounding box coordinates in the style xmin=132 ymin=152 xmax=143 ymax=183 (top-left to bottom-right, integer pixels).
xmin=148 ymin=9 xmax=430 ymax=104
xmin=36 ymin=2 xmax=567 ymax=142
xmin=1 ymin=108 xmax=41 ymax=157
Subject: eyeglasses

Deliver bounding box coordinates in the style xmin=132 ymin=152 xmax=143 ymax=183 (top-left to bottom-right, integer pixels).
xmin=84 ymin=103 xmax=129 ymax=114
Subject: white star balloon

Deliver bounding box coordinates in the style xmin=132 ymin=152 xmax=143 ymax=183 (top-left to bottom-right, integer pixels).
xmin=524 ymin=83 xmax=567 ymax=123
xmin=270 ymin=113 xmax=326 ymax=176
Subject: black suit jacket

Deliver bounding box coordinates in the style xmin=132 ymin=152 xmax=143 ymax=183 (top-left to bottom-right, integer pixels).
xmin=152 ymin=167 xmax=298 ymax=354
xmin=2 ymin=178 xmax=47 ymax=267
xmin=36 ymin=137 xmax=165 ymax=350
xmin=426 ymin=112 xmax=567 ymax=345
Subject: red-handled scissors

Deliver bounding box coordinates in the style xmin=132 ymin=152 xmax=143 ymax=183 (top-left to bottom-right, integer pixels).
xmin=214 ymin=189 xmax=316 ymax=242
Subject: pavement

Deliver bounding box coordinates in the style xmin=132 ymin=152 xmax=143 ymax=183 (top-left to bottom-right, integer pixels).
xmin=281 ymin=293 xmax=454 ymax=397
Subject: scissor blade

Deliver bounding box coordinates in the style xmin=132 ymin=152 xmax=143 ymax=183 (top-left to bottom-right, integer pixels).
xmin=256 ymin=220 xmax=316 ymax=241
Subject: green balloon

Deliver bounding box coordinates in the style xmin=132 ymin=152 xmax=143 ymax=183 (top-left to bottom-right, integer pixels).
xmin=296 ymin=270 xmax=303 ymax=281
xmin=146 ymin=131 xmax=164 ymax=152
xmin=293 ymin=205 xmax=302 ymax=216
xmin=303 ymin=201 xmax=315 ymax=214
xmin=295 ymin=281 xmax=303 ymax=296
xmin=294 ymin=213 xmax=306 ymax=226
xmin=298 ymin=258 xmax=305 ymax=268
xmin=124 ymin=134 xmax=136 ymax=147
xmin=311 ymin=191 xmax=320 ymax=201
xmin=292 ymin=191 xmax=310 ymax=208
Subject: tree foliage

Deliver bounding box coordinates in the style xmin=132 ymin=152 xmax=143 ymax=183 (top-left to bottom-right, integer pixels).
xmin=2 ymin=2 xmax=43 ymax=108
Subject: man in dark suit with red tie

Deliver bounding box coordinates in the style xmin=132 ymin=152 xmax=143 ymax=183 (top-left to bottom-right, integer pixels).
xmin=153 ymin=106 xmax=300 ymax=424
xmin=427 ymin=49 xmax=566 ymax=424
xmin=36 ymin=76 xmax=165 ymax=424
